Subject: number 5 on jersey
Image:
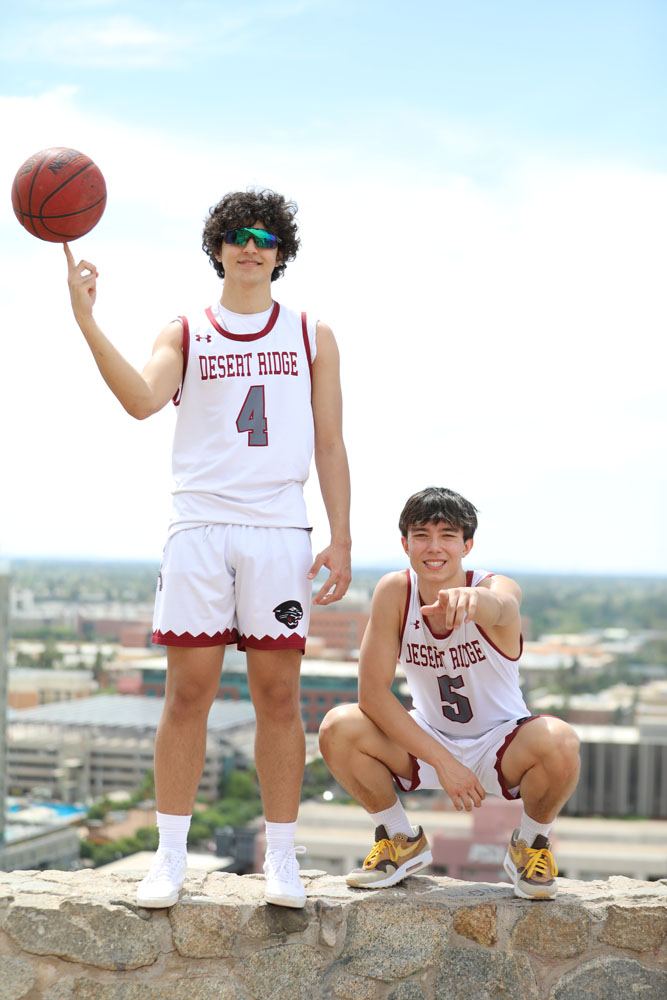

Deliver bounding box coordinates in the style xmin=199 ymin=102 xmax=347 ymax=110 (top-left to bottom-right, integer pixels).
xmin=236 ymin=385 xmax=268 ymax=446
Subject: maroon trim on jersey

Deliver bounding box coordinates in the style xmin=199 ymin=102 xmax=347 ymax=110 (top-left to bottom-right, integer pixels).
xmin=391 ymin=753 xmax=422 ymax=792
xmin=419 ymin=589 xmax=453 ymax=641
xmin=238 ymin=632 xmax=306 ymax=652
xmin=172 ymin=315 xmax=190 ymax=407
xmin=476 ymin=625 xmax=524 ymax=662
xmin=301 ymin=312 xmax=313 ymax=378
xmin=421 ymin=570 xmax=495 ymax=640
xmin=152 ymin=627 xmax=238 ymax=647
xmin=398 ymin=568 xmax=412 ymax=647
xmin=494 ymin=715 xmax=543 ymax=800
xmin=205 ymin=301 xmax=280 ymax=341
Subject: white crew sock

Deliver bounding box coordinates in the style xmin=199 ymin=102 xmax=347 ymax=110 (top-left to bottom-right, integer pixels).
xmin=265 ymin=820 xmax=298 ymax=854
xmin=518 ymin=810 xmax=553 ymax=847
xmin=369 ymin=798 xmax=413 ymax=838
xmin=156 ymin=811 xmax=191 ymax=853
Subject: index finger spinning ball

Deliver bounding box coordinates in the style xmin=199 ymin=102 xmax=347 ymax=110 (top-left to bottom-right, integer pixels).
xmin=11 ymin=147 xmax=107 ymax=242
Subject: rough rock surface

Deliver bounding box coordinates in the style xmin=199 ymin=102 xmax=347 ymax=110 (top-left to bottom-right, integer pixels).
xmin=0 ymin=868 xmax=663 ymax=1000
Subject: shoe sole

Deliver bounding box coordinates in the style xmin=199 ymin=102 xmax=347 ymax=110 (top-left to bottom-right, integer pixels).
xmin=503 ymin=852 xmax=557 ymax=900
xmin=264 ymin=891 xmax=306 ymax=908
xmin=346 ymin=849 xmax=433 ymax=889
xmin=136 ymin=890 xmax=180 ymax=908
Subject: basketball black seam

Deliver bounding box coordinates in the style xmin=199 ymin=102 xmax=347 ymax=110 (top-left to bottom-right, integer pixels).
xmin=39 ymin=194 xmax=107 ymax=221
xmin=27 ymin=152 xmax=50 ymax=237
xmin=40 ymin=160 xmax=96 ymax=211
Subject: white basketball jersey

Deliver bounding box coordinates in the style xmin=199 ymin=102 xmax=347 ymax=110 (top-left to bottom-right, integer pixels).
xmin=168 ymin=300 xmax=317 ymax=534
xmin=399 ymin=568 xmax=528 ymax=740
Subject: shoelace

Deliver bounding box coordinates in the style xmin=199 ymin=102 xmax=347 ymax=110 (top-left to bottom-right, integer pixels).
xmin=524 ymin=847 xmax=558 ymax=879
xmin=266 ymin=845 xmax=306 ymax=880
xmin=146 ymin=850 xmax=185 ymax=881
xmin=363 ymin=838 xmax=397 ymax=869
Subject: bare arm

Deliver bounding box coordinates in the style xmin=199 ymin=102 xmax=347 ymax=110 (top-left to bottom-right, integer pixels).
xmin=64 ymin=243 xmax=183 ymax=419
xmin=308 ymin=321 xmax=352 ymax=605
xmin=420 ymin=573 xmax=522 ymax=651
xmin=359 ymin=574 xmax=486 ymax=811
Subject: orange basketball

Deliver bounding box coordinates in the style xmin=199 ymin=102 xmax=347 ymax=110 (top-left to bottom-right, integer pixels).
xmin=11 ymin=147 xmax=107 ymax=242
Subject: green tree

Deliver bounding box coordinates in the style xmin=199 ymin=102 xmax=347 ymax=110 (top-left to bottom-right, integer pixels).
xmin=37 ymin=638 xmax=64 ymax=669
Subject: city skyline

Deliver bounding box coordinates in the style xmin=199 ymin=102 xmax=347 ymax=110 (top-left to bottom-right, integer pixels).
xmin=1 ymin=1 xmax=665 ymax=575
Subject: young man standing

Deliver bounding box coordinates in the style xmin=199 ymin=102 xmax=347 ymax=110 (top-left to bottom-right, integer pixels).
xmin=65 ymin=189 xmax=351 ymax=909
xmin=319 ymin=487 xmax=579 ymax=900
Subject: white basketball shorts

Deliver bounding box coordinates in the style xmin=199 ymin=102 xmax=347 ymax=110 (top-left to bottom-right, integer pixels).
xmin=152 ymin=523 xmax=313 ymax=651
xmin=392 ymin=713 xmax=542 ymax=800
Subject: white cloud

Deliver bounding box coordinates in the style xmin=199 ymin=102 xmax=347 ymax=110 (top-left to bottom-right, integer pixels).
xmin=1 ymin=1 xmax=325 ymax=68
xmin=2 ymin=15 xmax=190 ymax=68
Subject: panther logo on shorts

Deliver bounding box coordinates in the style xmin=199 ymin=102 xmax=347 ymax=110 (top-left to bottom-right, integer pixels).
xmin=273 ymin=600 xmax=304 ymax=630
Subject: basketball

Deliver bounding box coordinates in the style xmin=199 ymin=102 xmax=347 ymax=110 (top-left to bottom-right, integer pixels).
xmin=11 ymin=147 xmax=107 ymax=243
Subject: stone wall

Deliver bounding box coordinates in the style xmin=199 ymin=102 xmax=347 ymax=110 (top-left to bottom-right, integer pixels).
xmin=0 ymin=867 xmax=666 ymax=1000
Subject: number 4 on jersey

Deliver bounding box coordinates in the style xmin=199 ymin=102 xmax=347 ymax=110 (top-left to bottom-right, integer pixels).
xmin=236 ymin=385 xmax=268 ymax=446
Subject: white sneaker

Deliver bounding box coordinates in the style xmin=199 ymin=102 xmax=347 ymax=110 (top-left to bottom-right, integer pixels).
xmin=136 ymin=848 xmax=187 ymax=908
xmin=263 ymin=845 xmax=307 ymax=908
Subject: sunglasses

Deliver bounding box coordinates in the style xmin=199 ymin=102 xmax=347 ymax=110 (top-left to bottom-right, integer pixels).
xmin=222 ymin=226 xmax=280 ymax=250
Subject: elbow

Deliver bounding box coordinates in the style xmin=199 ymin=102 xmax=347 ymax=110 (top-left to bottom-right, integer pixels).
xmin=314 ymin=436 xmax=346 ymax=464
xmin=124 ymin=388 xmax=164 ymax=420
xmin=125 ymin=400 xmax=155 ymax=421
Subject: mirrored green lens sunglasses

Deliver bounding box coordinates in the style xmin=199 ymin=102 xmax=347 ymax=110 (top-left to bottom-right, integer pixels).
xmin=223 ymin=227 xmax=280 ymax=249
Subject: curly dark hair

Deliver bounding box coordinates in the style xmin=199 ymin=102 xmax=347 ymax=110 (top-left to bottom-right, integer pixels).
xmin=399 ymin=487 xmax=479 ymax=541
xmin=202 ymin=188 xmax=300 ymax=281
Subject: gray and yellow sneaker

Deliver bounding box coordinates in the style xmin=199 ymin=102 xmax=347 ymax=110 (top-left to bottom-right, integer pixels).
xmin=503 ymin=829 xmax=558 ymax=900
xmin=346 ymin=825 xmax=432 ymax=889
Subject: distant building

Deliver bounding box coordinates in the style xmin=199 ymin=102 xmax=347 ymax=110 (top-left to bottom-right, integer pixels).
xmin=10 ymin=588 xmax=155 ymax=647
xmin=1 ymin=812 xmax=82 ymax=872
xmin=529 ymin=684 xmax=637 ymax=726
xmin=636 ymin=679 xmax=667 ymax=741
xmin=7 ymin=668 xmax=97 ymax=709
xmin=564 ymin=724 xmax=667 ymax=818
xmin=307 ymin=606 xmax=370 ymax=658
xmin=0 ymin=561 xmax=10 ymax=862
xmin=77 ymin=616 xmax=153 ymax=647
xmin=137 ymin=651 xmax=408 ymax=733
xmin=6 ymin=695 xmax=257 ymax=803
xmin=519 ymin=635 xmax=615 ymax=689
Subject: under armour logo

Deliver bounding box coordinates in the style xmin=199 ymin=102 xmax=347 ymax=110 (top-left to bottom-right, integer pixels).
xmin=413 ymin=619 xmax=420 ymax=629
xmin=195 ymin=334 xmax=212 ymax=343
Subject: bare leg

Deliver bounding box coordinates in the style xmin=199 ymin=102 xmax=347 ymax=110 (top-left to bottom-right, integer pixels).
xmin=500 ymin=716 xmax=581 ymax=823
xmin=319 ymin=703 xmax=414 ymax=813
xmin=154 ymin=645 xmax=225 ymax=815
xmin=246 ymin=648 xmax=306 ymax=822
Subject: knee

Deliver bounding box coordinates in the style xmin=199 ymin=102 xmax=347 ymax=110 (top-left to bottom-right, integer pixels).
xmin=542 ymin=719 xmax=580 ymax=778
xmin=560 ymin=723 xmax=581 ymax=774
xmin=252 ymin=676 xmax=301 ymax=723
xmin=165 ymin=678 xmax=215 ymax=720
xmin=319 ymin=704 xmax=362 ymax=761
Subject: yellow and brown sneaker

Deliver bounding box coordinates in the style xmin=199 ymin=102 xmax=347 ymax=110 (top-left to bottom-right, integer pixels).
xmin=346 ymin=825 xmax=432 ymax=889
xmin=503 ymin=829 xmax=558 ymax=900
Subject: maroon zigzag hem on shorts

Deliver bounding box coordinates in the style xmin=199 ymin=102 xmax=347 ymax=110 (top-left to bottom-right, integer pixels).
xmin=152 ymin=628 xmax=239 ymax=648
xmin=238 ymin=633 xmax=306 ymax=652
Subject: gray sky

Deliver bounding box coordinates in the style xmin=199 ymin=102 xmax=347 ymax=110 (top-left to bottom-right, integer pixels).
xmin=1 ymin=1 xmax=666 ymax=574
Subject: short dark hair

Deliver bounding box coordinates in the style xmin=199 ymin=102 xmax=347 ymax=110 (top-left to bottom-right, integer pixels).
xmin=399 ymin=487 xmax=479 ymax=541
xmin=202 ymin=188 xmax=300 ymax=281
